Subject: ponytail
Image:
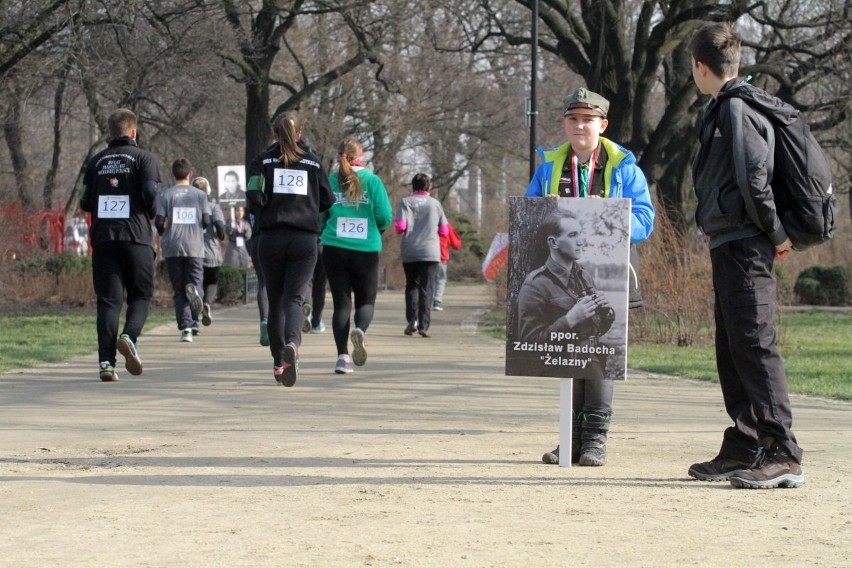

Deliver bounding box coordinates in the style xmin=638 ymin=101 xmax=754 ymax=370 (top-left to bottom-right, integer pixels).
xmin=272 ymin=111 xmax=304 ymax=166
xmin=337 ymin=137 xmax=364 ymax=205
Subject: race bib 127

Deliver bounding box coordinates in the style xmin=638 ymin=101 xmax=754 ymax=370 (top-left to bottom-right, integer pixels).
xmin=98 ymin=195 xmax=130 ymax=219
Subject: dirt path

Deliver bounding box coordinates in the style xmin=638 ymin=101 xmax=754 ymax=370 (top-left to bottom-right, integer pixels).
xmin=1 ymin=284 xmax=850 ymax=567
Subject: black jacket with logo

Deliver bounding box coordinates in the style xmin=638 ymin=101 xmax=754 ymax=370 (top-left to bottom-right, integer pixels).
xmin=692 ymin=79 xmax=792 ymax=249
xmin=246 ymin=143 xmax=334 ymax=234
xmin=80 ymin=136 xmax=161 ymax=247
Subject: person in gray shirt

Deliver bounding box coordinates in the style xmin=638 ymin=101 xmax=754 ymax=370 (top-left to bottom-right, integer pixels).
xmin=192 ymin=176 xmax=226 ymax=327
xmin=394 ymin=173 xmax=449 ymax=337
xmin=156 ymin=158 xmax=211 ymax=342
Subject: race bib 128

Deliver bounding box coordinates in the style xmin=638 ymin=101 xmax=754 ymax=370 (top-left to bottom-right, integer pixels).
xmin=273 ymin=168 xmax=308 ymax=195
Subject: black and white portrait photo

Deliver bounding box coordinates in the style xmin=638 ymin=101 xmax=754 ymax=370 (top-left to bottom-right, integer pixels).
xmin=505 ymin=196 xmax=631 ymax=380
xmin=216 ymin=165 xmax=246 ymax=206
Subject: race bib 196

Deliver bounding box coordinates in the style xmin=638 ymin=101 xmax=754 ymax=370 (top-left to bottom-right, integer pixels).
xmin=336 ymin=217 xmax=368 ymax=240
xmin=98 ymin=195 xmax=130 ymax=219
xmin=172 ymin=207 xmax=197 ymax=224
xmin=273 ymin=168 xmax=308 ymax=195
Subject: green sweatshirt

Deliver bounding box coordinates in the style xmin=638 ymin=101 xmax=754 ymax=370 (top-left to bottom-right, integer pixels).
xmin=321 ymin=167 xmax=392 ymax=252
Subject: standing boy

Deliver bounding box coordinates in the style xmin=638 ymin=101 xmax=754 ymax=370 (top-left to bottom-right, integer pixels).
xmin=80 ymin=109 xmax=161 ymax=382
xmin=687 ymin=22 xmax=803 ymax=489
xmin=155 ymin=158 xmax=211 ymax=342
xmin=525 ymin=88 xmax=654 ymax=466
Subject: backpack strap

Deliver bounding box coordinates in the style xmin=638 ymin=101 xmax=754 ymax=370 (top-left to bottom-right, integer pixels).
xmin=726 ymin=95 xmax=779 ymax=236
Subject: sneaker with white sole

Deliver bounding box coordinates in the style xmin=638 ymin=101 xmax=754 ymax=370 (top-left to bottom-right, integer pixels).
xmin=99 ymin=361 xmax=118 ymax=382
xmin=117 ymin=334 xmax=143 ymax=376
xmin=201 ymin=303 xmax=212 ymax=326
xmin=259 ymin=321 xmax=269 ymax=346
xmin=310 ymin=321 xmax=326 ymax=333
xmin=728 ymin=444 xmax=804 ymax=489
xmin=335 ymin=354 xmax=353 ymax=374
xmin=302 ymin=303 xmax=313 ymax=333
xmin=350 ymin=328 xmax=367 ymax=366
xmin=276 ymin=343 xmax=299 ymax=387
xmin=180 ymin=329 xmax=193 ymax=342
xmin=185 ymin=284 xmax=203 ymax=319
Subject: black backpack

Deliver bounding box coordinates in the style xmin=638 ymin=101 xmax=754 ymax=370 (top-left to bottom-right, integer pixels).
xmin=729 ymin=96 xmax=836 ymax=250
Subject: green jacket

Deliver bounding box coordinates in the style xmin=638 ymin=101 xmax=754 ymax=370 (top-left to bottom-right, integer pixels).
xmin=321 ymin=168 xmax=392 ymax=252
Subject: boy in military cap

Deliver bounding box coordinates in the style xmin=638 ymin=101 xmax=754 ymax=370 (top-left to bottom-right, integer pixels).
xmin=525 ymin=87 xmax=655 ymax=466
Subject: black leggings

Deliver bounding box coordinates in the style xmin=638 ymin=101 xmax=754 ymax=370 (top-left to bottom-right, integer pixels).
xmin=322 ymin=245 xmax=380 ymax=355
xmin=308 ymin=244 xmax=327 ymax=326
xmin=258 ymin=229 xmax=317 ymax=365
xmin=247 ymin=235 xmax=268 ymax=321
xmin=202 ymin=265 xmax=220 ymax=305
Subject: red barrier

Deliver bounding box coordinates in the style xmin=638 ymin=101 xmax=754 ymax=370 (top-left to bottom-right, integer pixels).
xmin=0 ymin=205 xmax=68 ymax=261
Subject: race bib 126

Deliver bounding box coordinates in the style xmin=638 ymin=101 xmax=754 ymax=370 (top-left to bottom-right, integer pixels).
xmin=336 ymin=217 xmax=368 ymax=240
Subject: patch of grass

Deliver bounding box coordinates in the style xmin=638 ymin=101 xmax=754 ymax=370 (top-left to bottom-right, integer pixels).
xmin=483 ymin=308 xmax=852 ymax=401
xmin=478 ymin=309 xmax=507 ymax=341
xmin=0 ymin=308 xmax=174 ymax=373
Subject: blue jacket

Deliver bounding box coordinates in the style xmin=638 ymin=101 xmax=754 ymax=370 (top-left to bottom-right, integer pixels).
xmin=524 ymin=137 xmax=655 ymax=244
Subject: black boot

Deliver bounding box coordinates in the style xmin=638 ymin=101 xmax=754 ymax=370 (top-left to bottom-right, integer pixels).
xmin=571 ymin=413 xmax=582 ymax=463
xmin=541 ymin=414 xmax=581 ymax=465
xmin=578 ymin=411 xmax=611 ymax=466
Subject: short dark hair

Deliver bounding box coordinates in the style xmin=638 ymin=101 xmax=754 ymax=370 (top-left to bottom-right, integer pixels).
xmin=172 ymin=158 xmax=192 ymax=180
xmin=107 ymin=109 xmax=137 ymax=140
xmin=412 ymin=173 xmax=431 ymax=192
xmin=688 ymin=22 xmax=741 ymax=78
xmin=541 ymin=209 xmax=580 ymax=241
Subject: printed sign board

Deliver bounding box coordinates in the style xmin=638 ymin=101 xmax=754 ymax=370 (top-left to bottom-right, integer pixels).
xmin=505 ymin=196 xmax=631 ymax=380
xmin=217 ymin=165 xmax=247 ymax=207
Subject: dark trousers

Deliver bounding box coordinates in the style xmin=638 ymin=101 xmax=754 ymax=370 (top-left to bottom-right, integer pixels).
xmin=306 ymin=242 xmax=327 ymax=326
xmin=166 ymin=256 xmax=204 ymax=330
xmin=403 ymin=261 xmax=439 ymax=331
xmin=323 ymin=245 xmax=380 ymax=355
xmin=92 ymin=241 xmax=155 ymax=365
xmin=202 ymin=265 xmax=220 ymax=305
xmin=247 ymin=235 xmax=268 ymax=322
xmin=573 ymin=379 xmax=613 ymax=414
xmin=710 ymin=235 xmax=802 ymax=463
xmin=259 ymin=229 xmax=316 ymax=365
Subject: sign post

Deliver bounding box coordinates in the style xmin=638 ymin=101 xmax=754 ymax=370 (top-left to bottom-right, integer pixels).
xmin=505 ymin=196 xmax=631 ymax=467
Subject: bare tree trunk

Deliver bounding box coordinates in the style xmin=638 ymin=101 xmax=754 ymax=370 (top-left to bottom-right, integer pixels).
xmin=44 ymin=58 xmax=73 ymax=209
xmin=3 ymin=93 xmax=33 ymax=207
xmin=244 ymin=78 xmax=272 ymax=165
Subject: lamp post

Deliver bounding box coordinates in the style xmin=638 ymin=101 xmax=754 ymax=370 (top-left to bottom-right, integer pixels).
xmin=528 ymin=0 xmax=538 ymax=181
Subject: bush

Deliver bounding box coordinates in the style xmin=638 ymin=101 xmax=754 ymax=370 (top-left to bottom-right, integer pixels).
xmin=217 ymin=264 xmax=247 ymax=304
xmin=794 ymin=265 xmax=852 ymax=306
xmin=45 ymin=253 xmax=91 ymax=279
xmin=1 ymin=254 xmax=93 ymax=306
xmin=628 ymin=205 xmax=714 ymax=346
